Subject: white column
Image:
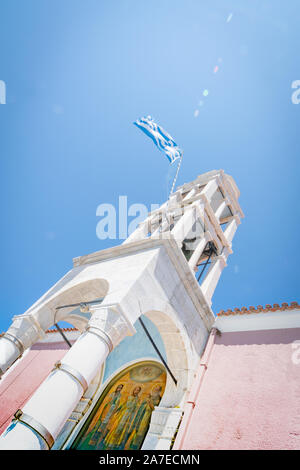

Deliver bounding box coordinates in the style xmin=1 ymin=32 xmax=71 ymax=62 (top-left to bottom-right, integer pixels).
xmin=0 ymin=315 xmax=44 ymax=378
xmin=0 ymin=304 xmax=133 ymax=450
xmin=199 ymin=177 xmax=219 ymax=203
xmin=171 ymin=206 xmax=197 ymax=248
xmin=151 ymin=215 xmax=171 ymax=238
xmin=168 ymin=191 xmax=182 ymax=209
xmin=224 ymin=215 xmax=240 ymax=245
xmin=183 ymin=187 xmax=197 ymax=201
xmin=203 ymin=212 xmax=223 ymax=253
xmin=123 ymin=219 xmax=150 ymax=243
xmin=188 ymin=232 xmax=212 ymax=271
xmin=201 ymin=252 xmax=228 ymax=305
xmin=123 ymin=212 xmax=160 ymax=244
xmin=0 ymin=337 xmax=21 ymax=376
xmin=214 ymin=199 xmax=227 ymax=221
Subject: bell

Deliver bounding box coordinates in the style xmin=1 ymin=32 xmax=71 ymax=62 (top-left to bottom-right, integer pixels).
xmin=80 ymin=303 xmax=90 ymax=313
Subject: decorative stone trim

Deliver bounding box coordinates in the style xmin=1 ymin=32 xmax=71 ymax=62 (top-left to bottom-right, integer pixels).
xmin=3 ymin=333 xmax=24 ymax=355
xmin=87 ymin=304 xmax=136 ymax=350
xmin=53 ymin=361 xmax=88 ymax=393
xmin=85 ymin=326 xmax=113 ymax=353
xmin=66 ymin=417 xmax=80 ymax=424
xmin=13 ymin=409 xmax=54 ymax=449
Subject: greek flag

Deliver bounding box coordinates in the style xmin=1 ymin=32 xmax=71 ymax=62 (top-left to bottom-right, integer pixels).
xmin=134 ymin=116 xmax=182 ymax=164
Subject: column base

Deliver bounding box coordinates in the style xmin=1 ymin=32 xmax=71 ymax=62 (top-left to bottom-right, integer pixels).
xmin=142 ymin=407 xmax=183 ymax=450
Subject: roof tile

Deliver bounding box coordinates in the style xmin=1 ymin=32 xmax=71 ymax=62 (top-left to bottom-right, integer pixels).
xmin=217 ymin=301 xmax=300 ymax=317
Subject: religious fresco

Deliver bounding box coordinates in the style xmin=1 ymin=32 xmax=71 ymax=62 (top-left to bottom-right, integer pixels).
xmin=74 ymin=361 xmax=166 ymax=450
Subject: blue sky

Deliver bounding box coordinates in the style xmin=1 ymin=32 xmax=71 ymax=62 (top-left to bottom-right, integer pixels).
xmin=0 ymin=1 xmax=299 ymax=331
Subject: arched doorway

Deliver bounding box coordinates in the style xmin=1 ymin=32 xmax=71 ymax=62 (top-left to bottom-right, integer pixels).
xmin=72 ymin=360 xmax=166 ymax=450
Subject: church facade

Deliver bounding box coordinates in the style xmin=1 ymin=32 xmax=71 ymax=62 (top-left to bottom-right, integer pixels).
xmin=0 ymin=170 xmax=299 ymax=450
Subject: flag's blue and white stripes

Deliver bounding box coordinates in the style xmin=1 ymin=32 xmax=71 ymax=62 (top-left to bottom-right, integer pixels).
xmin=134 ymin=116 xmax=182 ymax=164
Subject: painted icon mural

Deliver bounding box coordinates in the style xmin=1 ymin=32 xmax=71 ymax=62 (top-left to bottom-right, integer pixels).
xmin=74 ymin=361 xmax=166 ymax=450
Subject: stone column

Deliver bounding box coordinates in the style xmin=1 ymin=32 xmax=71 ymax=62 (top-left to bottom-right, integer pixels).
xmin=214 ymin=199 xmax=228 ymax=221
xmin=188 ymin=232 xmax=212 ymax=271
xmin=167 ymin=191 xmax=182 ymax=209
xmin=199 ymin=177 xmax=219 ymax=203
xmin=123 ymin=219 xmax=150 ymax=243
xmin=0 ymin=314 xmax=45 ymax=378
xmin=151 ymin=214 xmax=171 ymax=238
xmin=224 ymin=215 xmax=240 ymax=245
xmin=171 ymin=205 xmax=198 ymax=248
xmin=183 ymin=187 xmax=197 ymax=201
xmin=200 ymin=251 xmax=228 ymax=305
xmin=0 ymin=304 xmax=134 ymax=450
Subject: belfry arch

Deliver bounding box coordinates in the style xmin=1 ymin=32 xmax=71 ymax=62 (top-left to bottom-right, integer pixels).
xmin=0 ymin=278 xmax=110 ymax=378
xmin=51 ymin=279 xmax=110 ymax=331
xmin=138 ymin=296 xmax=192 ymax=408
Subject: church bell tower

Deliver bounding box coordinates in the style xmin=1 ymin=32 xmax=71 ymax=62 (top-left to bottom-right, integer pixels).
xmin=0 ymin=169 xmax=243 ymax=450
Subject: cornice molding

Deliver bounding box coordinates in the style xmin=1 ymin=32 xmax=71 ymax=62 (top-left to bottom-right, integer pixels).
xmin=73 ymin=236 xmax=215 ymax=330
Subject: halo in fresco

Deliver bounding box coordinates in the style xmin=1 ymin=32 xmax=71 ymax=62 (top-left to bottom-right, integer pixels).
xmin=130 ymin=363 xmax=164 ymax=382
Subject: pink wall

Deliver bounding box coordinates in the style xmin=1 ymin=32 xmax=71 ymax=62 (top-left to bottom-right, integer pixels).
xmin=175 ymin=328 xmax=300 ymax=450
xmin=0 ymin=341 xmax=72 ymax=435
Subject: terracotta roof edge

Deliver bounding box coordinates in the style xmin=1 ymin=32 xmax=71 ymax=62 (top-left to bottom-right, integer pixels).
xmin=217 ymin=301 xmax=300 ymax=317
xmin=45 ymin=327 xmax=79 ymax=334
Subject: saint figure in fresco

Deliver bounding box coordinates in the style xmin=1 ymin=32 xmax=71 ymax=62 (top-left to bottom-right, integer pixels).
xmin=77 ymin=384 xmax=124 ymax=449
xmin=126 ymin=384 xmax=162 ymax=450
xmin=103 ymin=386 xmax=142 ymax=450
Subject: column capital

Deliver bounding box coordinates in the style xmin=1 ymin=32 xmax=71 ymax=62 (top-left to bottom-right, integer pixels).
xmin=8 ymin=314 xmax=45 ymax=350
xmin=87 ymin=303 xmax=136 ymax=352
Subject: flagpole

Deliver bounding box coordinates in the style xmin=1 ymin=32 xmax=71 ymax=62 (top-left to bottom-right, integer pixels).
xmin=168 ymin=153 xmax=183 ymax=199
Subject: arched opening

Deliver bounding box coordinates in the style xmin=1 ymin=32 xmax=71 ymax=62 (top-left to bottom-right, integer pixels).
xmin=43 ymin=278 xmax=110 ymax=332
xmin=71 ymin=360 xmax=166 ymax=450
xmin=26 ymin=278 xmax=111 ymax=449
xmin=54 ymin=298 xmax=191 ymax=450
